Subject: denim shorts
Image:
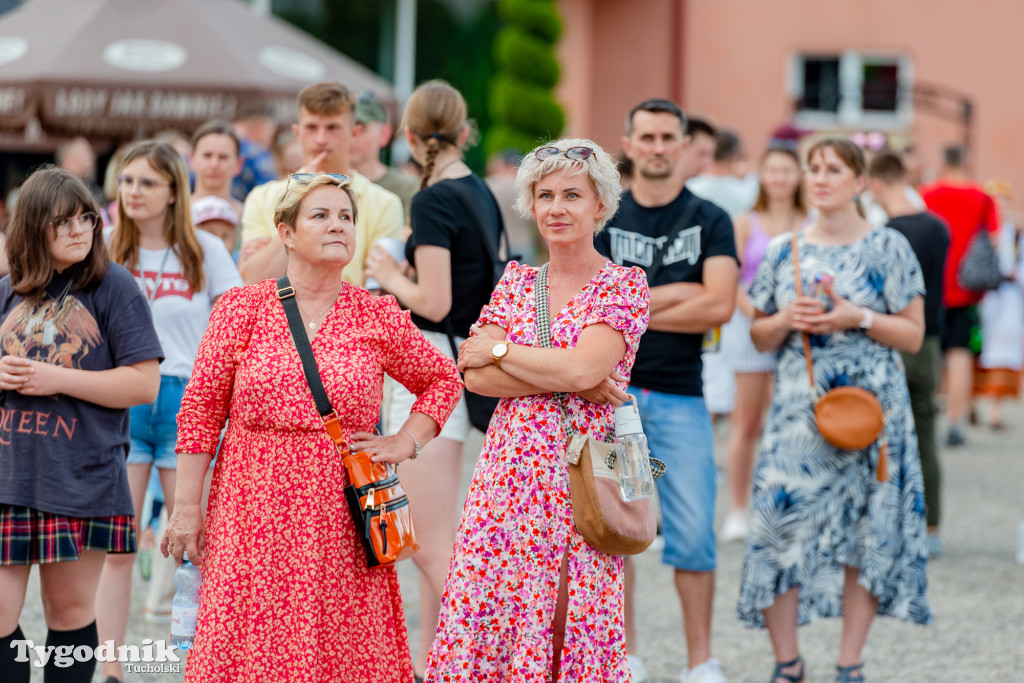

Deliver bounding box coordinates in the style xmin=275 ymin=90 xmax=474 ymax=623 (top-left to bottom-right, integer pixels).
xmin=126 ymin=375 xmax=188 ymax=470
xmin=633 ymin=388 xmax=717 ymax=571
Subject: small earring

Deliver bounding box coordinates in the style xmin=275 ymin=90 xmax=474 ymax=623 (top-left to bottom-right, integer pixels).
xmin=287 ymin=243 xmax=295 ymax=251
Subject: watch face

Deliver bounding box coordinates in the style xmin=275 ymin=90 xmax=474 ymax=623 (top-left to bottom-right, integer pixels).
xmin=492 ymin=342 xmax=509 ymax=358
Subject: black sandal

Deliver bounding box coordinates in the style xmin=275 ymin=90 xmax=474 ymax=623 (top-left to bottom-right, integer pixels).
xmin=835 ymin=663 xmax=864 ymax=682
xmin=769 ymin=655 xmax=805 ymax=683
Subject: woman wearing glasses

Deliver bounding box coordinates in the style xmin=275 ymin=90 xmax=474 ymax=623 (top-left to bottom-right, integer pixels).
xmin=94 ymin=140 xmax=240 ymax=683
xmin=362 ymin=79 xmax=506 ymax=680
xmin=161 ymin=173 xmax=461 ymax=682
xmin=426 ymin=139 xmax=650 ymax=682
xmin=0 ymin=167 xmax=162 ymax=683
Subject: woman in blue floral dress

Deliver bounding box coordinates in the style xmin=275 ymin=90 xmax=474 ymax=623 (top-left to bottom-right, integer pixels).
xmin=737 ymin=138 xmax=932 ymax=683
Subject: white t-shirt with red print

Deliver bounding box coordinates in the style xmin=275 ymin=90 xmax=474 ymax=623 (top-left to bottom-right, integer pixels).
xmin=109 ymin=229 xmax=241 ymax=379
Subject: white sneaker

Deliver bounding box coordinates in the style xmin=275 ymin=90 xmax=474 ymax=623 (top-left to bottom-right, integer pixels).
xmin=720 ymin=510 xmax=750 ymax=543
xmin=626 ymin=654 xmax=649 ymax=683
xmin=680 ymin=658 xmax=728 ymax=683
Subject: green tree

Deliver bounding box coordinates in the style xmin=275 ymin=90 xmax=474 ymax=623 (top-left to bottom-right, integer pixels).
xmin=487 ymin=0 xmax=564 ymax=156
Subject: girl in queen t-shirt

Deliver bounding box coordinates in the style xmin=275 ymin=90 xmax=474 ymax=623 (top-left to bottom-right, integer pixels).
xmin=0 ymin=167 xmax=162 ymax=682
xmin=95 ymin=140 xmax=241 ymax=683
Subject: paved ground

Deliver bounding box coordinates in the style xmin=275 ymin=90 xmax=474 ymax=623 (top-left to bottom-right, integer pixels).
xmin=19 ymin=398 xmax=1024 ymax=682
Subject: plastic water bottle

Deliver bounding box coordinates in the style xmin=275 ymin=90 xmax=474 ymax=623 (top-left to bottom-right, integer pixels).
xmin=170 ymin=552 xmax=202 ymax=650
xmin=614 ymin=397 xmax=655 ymax=501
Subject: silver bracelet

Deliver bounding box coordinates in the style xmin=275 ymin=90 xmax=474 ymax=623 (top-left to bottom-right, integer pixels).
xmin=398 ymin=428 xmax=421 ymax=459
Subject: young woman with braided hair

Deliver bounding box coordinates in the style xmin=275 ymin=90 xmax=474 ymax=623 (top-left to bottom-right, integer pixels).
xmin=363 ymin=79 xmax=504 ymax=680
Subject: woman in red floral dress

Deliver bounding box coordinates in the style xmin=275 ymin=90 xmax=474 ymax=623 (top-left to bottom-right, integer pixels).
xmin=427 ymin=139 xmax=650 ymax=682
xmin=162 ymin=174 xmax=462 ymax=683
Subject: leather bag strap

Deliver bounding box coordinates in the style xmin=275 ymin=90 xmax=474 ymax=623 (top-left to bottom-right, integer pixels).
xmin=791 ymin=232 xmax=816 ymax=396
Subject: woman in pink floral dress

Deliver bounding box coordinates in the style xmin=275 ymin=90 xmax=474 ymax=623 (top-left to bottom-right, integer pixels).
xmin=427 ymin=139 xmax=650 ymax=682
xmin=162 ymin=174 xmax=462 ymax=683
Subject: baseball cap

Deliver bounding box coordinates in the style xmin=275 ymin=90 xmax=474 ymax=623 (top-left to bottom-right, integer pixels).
xmin=191 ymin=196 xmax=238 ymax=227
xmin=355 ymin=90 xmax=387 ymax=124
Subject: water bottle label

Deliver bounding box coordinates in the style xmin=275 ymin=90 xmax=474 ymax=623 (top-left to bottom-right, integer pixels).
xmin=171 ymin=606 xmax=199 ymax=637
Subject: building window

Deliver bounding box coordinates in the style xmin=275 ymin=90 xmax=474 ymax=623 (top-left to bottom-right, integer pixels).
xmin=799 ymin=57 xmax=840 ymax=113
xmin=861 ymin=62 xmax=900 ymax=112
xmin=790 ymin=52 xmax=912 ymax=128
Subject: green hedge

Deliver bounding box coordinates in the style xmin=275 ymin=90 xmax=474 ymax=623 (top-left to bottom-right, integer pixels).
xmin=498 ymin=0 xmax=561 ymax=43
xmin=487 ymin=0 xmax=564 ymax=156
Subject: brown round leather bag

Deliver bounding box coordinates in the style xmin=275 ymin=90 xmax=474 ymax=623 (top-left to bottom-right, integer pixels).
xmin=813 ymin=386 xmax=883 ymax=449
xmin=791 ymin=234 xmax=886 ymax=462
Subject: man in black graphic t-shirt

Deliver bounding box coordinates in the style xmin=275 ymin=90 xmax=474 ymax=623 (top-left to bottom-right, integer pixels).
xmin=868 ymin=151 xmax=949 ymax=556
xmin=596 ymin=100 xmax=737 ymax=683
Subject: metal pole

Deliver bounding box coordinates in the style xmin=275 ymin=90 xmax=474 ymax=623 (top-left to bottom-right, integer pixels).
xmin=391 ymin=0 xmax=417 ymax=164
xmin=394 ymin=0 xmax=417 ymax=102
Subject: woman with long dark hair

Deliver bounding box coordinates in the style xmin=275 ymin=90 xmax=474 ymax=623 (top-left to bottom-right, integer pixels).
xmin=0 ymin=167 xmax=161 ymax=683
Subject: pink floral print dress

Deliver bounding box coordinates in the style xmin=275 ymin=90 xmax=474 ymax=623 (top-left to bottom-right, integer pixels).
xmin=426 ymin=261 xmax=650 ymax=682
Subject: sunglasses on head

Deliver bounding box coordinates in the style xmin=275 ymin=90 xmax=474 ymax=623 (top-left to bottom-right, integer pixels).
xmin=534 ymin=146 xmax=594 ymax=162
xmin=285 ymin=173 xmax=351 ymax=192
xmin=288 ymin=173 xmax=351 ymax=185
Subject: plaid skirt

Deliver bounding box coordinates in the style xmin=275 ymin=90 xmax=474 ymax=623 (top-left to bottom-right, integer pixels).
xmin=0 ymin=504 xmax=136 ymax=565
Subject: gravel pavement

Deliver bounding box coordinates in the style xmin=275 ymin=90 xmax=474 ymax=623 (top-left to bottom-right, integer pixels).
xmin=19 ymin=399 xmax=1024 ymax=682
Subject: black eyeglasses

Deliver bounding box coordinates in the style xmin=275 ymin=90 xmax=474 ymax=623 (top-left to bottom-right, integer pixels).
xmin=52 ymin=212 xmax=99 ymax=237
xmin=534 ymin=146 xmax=594 ymax=162
xmin=285 ymin=173 xmax=351 ymax=192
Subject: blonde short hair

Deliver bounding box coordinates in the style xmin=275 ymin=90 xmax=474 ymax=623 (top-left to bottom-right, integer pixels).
xmin=274 ymin=175 xmax=358 ymax=230
xmin=514 ymin=138 xmax=620 ymax=233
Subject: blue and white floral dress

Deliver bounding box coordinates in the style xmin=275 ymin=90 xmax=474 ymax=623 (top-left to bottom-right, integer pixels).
xmin=737 ymin=227 xmax=933 ymax=628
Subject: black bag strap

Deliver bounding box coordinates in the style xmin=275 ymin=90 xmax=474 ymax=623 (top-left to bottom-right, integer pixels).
xmin=443 ymin=177 xmax=514 ymax=276
xmin=277 ymin=276 xmax=334 ymax=418
xmin=644 ymin=193 xmax=701 ymax=283
xmin=437 ymin=178 xmax=511 ymax=343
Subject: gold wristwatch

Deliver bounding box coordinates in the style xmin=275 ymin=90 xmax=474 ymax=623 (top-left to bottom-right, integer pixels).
xmin=490 ymin=341 xmax=509 ymax=369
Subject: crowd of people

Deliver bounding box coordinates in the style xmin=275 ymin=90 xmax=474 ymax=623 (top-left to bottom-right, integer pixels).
xmin=0 ymin=73 xmax=1020 ymax=683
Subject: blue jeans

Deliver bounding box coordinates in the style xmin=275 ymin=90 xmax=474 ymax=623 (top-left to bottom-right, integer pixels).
xmin=633 ymin=388 xmax=717 ymax=571
xmin=126 ymin=375 xmax=188 ymax=470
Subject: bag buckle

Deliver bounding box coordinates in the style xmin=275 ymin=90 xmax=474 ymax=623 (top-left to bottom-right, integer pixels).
xmin=276 ymin=284 xmax=295 ymax=300
xmin=566 ymin=433 xmax=587 ymax=465
xmin=320 ymin=411 xmax=347 ymax=453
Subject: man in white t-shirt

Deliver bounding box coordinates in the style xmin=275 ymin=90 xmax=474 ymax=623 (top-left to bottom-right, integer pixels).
xmin=686 ymin=129 xmax=758 ymax=220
